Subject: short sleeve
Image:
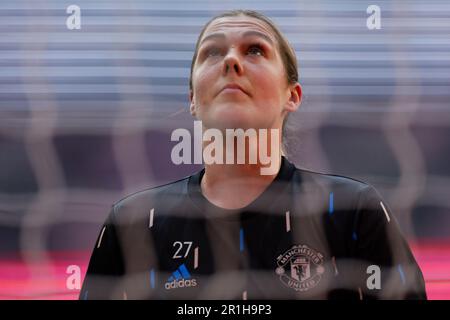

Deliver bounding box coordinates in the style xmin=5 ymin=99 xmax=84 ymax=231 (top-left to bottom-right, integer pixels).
xmin=79 ymin=206 xmax=125 ymax=300
xmin=352 ymin=185 xmax=427 ymax=300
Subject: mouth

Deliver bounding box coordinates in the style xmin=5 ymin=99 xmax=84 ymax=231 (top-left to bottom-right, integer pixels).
xmin=219 ymin=84 xmax=249 ymax=96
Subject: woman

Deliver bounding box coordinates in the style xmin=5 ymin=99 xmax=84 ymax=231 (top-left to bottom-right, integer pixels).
xmin=80 ymin=10 xmax=426 ymax=300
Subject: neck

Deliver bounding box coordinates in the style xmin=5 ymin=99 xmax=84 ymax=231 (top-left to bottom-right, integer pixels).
xmin=200 ymin=128 xmax=283 ymax=210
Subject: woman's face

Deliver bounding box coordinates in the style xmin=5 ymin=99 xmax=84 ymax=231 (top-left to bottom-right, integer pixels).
xmin=190 ymin=16 xmax=301 ymax=131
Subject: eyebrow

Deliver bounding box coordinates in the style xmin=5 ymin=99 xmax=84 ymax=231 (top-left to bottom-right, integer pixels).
xmin=199 ymin=30 xmax=275 ymax=47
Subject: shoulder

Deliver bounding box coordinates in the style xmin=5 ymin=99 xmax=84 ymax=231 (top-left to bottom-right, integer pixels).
xmin=109 ymin=172 xmax=198 ymax=223
xmin=292 ymin=164 xmax=376 ymax=195
xmin=287 ymin=162 xmax=384 ymax=215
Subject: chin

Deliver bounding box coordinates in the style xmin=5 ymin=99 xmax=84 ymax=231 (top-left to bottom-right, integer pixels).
xmin=206 ymin=105 xmax=255 ymax=130
xmin=214 ymin=115 xmax=259 ymax=130
xmin=205 ymin=119 xmax=252 ymax=131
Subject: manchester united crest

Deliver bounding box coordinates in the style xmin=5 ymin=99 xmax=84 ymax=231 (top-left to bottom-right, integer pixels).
xmin=275 ymin=244 xmax=325 ymax=291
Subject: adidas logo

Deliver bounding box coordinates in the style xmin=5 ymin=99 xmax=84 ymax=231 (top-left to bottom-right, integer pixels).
xmin=165 ymin=263 xmax=197 ymax=290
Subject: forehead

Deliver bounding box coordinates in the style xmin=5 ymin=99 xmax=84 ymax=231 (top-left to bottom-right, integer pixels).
xmin=201 ymin=16 xmax=277 ymax=44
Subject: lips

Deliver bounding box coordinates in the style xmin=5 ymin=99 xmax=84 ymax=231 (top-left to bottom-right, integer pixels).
xmin=219 ymin=83 xmax=249 ymax=96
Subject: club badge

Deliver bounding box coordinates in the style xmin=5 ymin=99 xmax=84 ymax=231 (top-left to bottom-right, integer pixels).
xmin=275 ymin=244 xmax=325 ymax=291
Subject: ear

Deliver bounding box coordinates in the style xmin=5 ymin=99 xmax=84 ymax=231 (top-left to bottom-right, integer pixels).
xmin=283 ymin=82 xmax=302 ymax=113
xmin=189 ymin=90 xmax=196 ymax=117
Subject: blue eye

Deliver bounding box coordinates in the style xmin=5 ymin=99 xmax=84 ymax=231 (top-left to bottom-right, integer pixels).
xmin=207 ymin=47 xmax=221 ymax=57
xmin=248 ymin=45 xmax=264 ymax=56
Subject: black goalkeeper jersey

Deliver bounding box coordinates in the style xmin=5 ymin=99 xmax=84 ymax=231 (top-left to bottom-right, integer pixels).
xmin=80 ymin=156 xmax=427 ymax=300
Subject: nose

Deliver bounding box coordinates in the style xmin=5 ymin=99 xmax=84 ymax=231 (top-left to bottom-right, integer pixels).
xmin=222 ymin=48 xmax=243 ymax=76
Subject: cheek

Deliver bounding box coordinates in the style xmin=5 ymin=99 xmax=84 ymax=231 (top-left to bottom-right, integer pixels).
xmin=193 ymin=66 xmax=217 ymax=102
xmin=251 ymin=68 xmax=285 ymax=102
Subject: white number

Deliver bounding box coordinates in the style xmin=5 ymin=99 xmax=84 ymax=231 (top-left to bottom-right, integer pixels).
xmin=172 ymin=241 xmax=193 ymax=259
